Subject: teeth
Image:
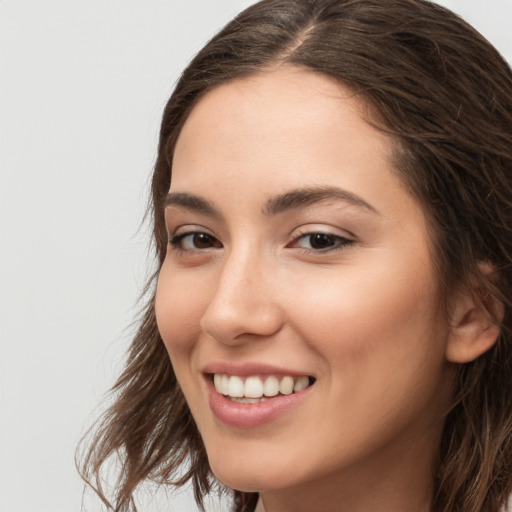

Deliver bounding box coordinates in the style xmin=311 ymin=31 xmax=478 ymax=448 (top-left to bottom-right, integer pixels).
xmin=230 ymin=397 xmax=268 ymax=403
xmin=221 ymin=374 xmax=229 ymax=395
xmin=228 ymin=375 xmax=244 ymax=397
xmin=245 ymin=376 xmax=263 ymax=398
xmin=279 ymin=376 xmax=294 ymax=395
xmin=263 ymin=376 xmax=279 ymax=397
xmin=213 ymin=373 xmax=312 ymax=399
xmin=294 ymin=376 xmax=309 ymax=392
xmin=214 ymin=373 xmax=223 ymax=391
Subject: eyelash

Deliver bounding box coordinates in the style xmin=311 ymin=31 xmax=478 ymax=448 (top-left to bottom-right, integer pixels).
xmin=168 ymin=231 xmax=221 ymax=253
xmin=168 ymin=230 xmax=355 ymax=254
xmin=288 ymin=231 xmax=355 ymax=252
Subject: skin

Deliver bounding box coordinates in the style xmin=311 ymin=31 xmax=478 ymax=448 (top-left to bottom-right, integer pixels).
xmin=155 ymin=66 xmax=457 ymax=512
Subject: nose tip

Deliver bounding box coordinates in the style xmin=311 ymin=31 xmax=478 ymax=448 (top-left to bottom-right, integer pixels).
xmin=199 ymin=264 xmax=283 ymax=345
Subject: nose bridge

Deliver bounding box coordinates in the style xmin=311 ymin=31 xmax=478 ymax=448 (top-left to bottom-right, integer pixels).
xmin=200 ymin=241 xmax=281 ymax=343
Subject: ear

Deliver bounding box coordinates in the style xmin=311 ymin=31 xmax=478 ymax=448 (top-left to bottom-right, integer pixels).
xmin=446 ymin=270 xmax=503 ymax=364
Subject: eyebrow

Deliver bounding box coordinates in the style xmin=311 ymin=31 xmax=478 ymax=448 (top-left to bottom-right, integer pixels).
xmin=164 ymin=192 xmax=221 ymax=218
xmin=164 ymin=186 xmax=378 ymax=217
xmin=263 ymin=186 xmax=378 ymax=215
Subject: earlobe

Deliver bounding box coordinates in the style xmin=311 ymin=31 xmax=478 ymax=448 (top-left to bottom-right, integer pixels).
xmin=445 ymin=281 xmax=502 ymax=364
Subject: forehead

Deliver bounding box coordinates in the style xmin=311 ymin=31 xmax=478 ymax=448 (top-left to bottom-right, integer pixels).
xmin=172 ymin=67 xmax=393 ymax=186
xmin=181 ymin=67 xmax=365 ymax=137
xmin=169 ymin=66 xmax=422 ymax=232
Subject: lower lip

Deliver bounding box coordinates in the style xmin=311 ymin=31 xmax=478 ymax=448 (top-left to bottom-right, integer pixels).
xmin=206 ymin=377 xmax=312 ymax=428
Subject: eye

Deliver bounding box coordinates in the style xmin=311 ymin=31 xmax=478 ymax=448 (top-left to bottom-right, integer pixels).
xmin=169 ymin=231 xmax=222 ymax=251
xmin=289 ymin=232 xmax=354 ymax=252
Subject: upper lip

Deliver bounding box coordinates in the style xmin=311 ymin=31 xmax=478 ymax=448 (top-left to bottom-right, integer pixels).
xmin=202 ymin=361 xmax=313 ymax=378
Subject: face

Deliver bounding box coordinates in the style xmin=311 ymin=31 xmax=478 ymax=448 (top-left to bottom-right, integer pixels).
xmin=155 ymin=67 xmax=453 ymax=499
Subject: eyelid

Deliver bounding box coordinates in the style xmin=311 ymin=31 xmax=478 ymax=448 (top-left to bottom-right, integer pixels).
xmin=166 ymin=223 xmax=356 ymax=254
xmin=168 ymin=224 xmax=215 ymax=239
xmin=167 ymin=225 xmax=222 ymax=253
xmin=290 ymin=224 xmax=356 ymax=241
xmin=287 ymin=224 xmax=357 ymax=253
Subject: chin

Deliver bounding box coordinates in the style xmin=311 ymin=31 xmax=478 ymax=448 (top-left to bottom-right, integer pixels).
xmin=205 ymin=439 xmax=310 ymax=493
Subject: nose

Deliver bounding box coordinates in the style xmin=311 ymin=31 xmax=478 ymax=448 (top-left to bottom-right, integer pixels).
xmin=199 ymin=249 xmax=283 ymax=345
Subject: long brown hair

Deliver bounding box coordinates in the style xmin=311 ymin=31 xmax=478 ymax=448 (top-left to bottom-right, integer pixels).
xmin=78 ymin=1 xmax=512 ymax=511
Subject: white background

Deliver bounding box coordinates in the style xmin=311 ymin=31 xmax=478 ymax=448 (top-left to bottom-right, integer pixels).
xmin=1 ymin=1 xmax=511 ymax=511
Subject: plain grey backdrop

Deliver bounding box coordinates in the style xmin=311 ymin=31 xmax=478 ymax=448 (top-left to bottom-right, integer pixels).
xmin=1 ymin=1 xmax=511 ymax=511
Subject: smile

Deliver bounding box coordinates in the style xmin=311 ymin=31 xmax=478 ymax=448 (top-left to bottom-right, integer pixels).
xmin=206 ymin=373 xmax=315 ymax=428
xmin=212 ymin=373 xmax=313 ymax=402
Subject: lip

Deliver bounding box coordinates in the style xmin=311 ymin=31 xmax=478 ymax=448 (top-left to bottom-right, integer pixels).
xmin=202 ymin=362 xmax=314 ymax=429
xmin=202 ymin=361 xmax=313 ymax=378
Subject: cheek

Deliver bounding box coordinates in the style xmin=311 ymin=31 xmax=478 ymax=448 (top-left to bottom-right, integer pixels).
xmin=154 ymin=270 xmax=214 ymax=430
xmin=282 ymin=259 xmax=450 ymax=461
xmin=287 ymin=253 xmax=447 ymax=387
xmin=154 ymin=270 xmax=209 ymax=360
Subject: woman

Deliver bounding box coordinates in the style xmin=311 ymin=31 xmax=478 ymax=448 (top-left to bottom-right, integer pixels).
xmin=79 ymin=0 xmax=512 ymax=511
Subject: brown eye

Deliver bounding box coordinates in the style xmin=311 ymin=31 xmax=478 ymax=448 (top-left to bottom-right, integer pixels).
xmin=290 ymin=232 xmax=354 ymax=252
xmin=191 ymin=233 xmax=215 ymax=248
xmin=169 ymin=232 xmax=222 ymax=250
xmin=308 ymin=233 xmax=337 ymax=250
